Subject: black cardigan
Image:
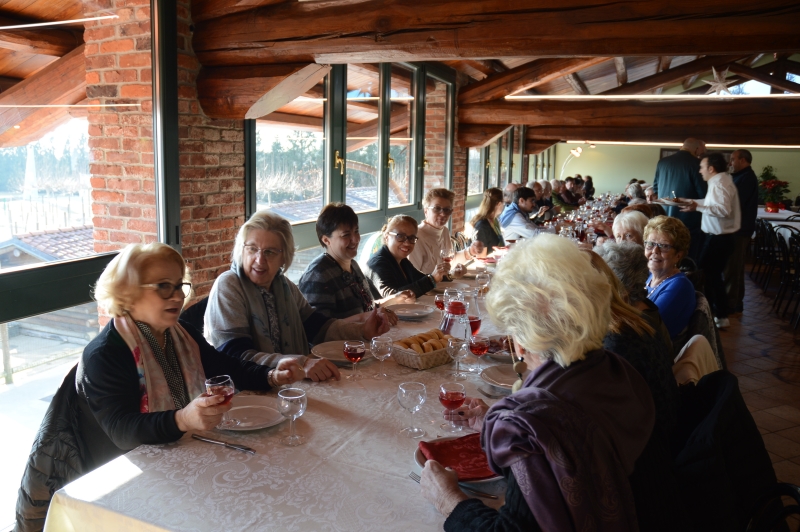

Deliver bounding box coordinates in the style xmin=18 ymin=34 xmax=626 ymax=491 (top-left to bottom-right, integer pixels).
xmin=365 ymin=244 xmax=435 ymax=298
xmin=76 ymin=320 xmax=272 ymax=469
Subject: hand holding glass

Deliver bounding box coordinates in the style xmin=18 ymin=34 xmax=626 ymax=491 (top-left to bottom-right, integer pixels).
xmin=277 ymin=388 xmax=307 ymax=446
xmin=371 ymin=336 xmax=392 ymax=380
xmin=205 ymin=375 xmax=239 ymax=429
xmin=398 ymin=382 xmax=427 ymax=438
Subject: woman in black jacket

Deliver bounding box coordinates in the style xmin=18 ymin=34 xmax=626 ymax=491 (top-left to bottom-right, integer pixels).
xmin=469 ymin=187 xmax=505 ymax=254
xmin=365 ymin=215 xmax=448 ymax=298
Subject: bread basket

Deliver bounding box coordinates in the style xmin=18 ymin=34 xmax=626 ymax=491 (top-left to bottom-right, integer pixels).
xmin=393 ymin=346 xmax=452 ymax=370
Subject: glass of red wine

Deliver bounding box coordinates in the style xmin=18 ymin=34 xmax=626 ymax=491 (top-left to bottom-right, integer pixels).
xmin=469 ymin=335 xmax=490 ymax=374
xmin=468 ymin=315 xmax=482 ymax=336
xmin=205 ymin=375 xmax=239 ymax=429
xmin=434 ymin=294 xmax=445 ymax=320
xmin=439 ymin=382 xmax=466 ymax=433
xmin=344 ymin=340 xmax=366 ymax=381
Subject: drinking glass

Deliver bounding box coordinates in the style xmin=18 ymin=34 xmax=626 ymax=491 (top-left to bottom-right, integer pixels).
xmin=448 ymin=338 xmax=468 ymax=381
xmin=371 ymin=336 xmax=393 ymax=380
xmin=277 ymin=388 xmax=307 ymax=446
xmin=343 ymin=340 xmax=366 ymax=381
xmin=398 ymin=382 xmax=427 ymax=438
xmin=205 ymin=375 xmax=239 ymax=429
xmin=443 ymin=288 xmax=460 ymax=305
xmin=440 ymin=247 xmax=455 ymax=266
xmin=475 ymin=272 xmax=491 ymax=297
xmin=439 ymin=382 xmax=466 ymax=433
xmin=434 ymin=294 xmax=446 ymax=320
xmin=469 ymin=335 xmax=490 ymax=373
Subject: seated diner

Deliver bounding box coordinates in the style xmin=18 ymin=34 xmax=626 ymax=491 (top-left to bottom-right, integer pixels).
xmin=469 ymin=187 xmax=505 ymax=254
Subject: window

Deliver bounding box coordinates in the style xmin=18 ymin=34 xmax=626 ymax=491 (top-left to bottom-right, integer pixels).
xmin=388 ymin=64 xmax=414 ymax=207
xmin=467 ymin=148 xmax=483 ymax=195
xmin=488 ymin=141 xmax=499 ymax=188
xmin=346 ymin=64 xmax=381 ymax=213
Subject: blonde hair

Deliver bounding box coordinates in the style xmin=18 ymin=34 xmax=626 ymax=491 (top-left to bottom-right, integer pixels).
xmin=233 ymin=210 xmax=296 ymax=270
xmin=94 ymin=243 xmax=189 ymax=317
xmin=470 ymin=187 xmax=503 ymax=226
xmin=587 ymin=251 xmax=655 ymax=337
xmin=643 ymin=215 xmax=691 ymax=256
xmin=485 ymin=234 xmax=612 ymax=367
xmin=422 ymin=188 xmax=455 ymax=209
xmin=381 ymin=214 xmax=418 ymax=245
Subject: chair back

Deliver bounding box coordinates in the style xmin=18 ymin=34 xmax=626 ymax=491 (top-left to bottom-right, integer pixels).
xmin=673 ymin=291 xmax=725 ymax=371
xmin=673 ymin=335 xmax=717 ymax=385
xmin=450 ymin=231 xmax=470 ymax=253
xmin=357 ymin=231 xmax=383 ymax=272
xmin=179 ymin=296 xmax=209 ymax=336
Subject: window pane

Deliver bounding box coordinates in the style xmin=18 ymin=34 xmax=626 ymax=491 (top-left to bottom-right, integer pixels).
xmin=0 ymin=302 xmax=97 ymax=526
xmin=256 ymin=75 xmax=326 ymax=224
xmin=467 ymin=148 xmax=483 ymax=195
xmin=499 ymin=134 xmax=509 ymax=186
xmin=283 ymin=231 xmax=379 ymax=284
xmin=512 ymin=126 xmax=522 ymax=183
xmin=488 ymin=141 xmax=499 ymax=188
xmin=424 ymin=76 xmax=448 ymax=193
xmin=388 ymin=65 xmax=414 ymax=207
xmin=346 ymin=64 xmax=380 ymax=213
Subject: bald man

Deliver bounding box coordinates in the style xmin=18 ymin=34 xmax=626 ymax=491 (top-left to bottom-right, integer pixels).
xmin=503 ymin=182 xmax=521 ymax=206
xmin=653 ymin=138 xmax=708 ymax=260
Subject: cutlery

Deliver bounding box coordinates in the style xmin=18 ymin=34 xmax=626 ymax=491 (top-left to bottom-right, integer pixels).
xmin=408 ymin=472 xmax=498 ymax=500
xmin=192 ymin=433 xmax=256 ymax=454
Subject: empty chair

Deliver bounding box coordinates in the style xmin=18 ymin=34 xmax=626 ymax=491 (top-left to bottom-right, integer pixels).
xmin=673 ymin=335 xmax=718 ymax=386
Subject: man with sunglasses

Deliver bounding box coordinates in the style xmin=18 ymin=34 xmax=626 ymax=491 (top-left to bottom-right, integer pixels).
xmin=409 ymin=188 xmax=484 ymax=277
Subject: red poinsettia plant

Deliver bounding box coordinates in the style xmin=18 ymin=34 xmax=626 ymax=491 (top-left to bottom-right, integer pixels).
xmin=758 ymin=166 xmax=790 ymax=205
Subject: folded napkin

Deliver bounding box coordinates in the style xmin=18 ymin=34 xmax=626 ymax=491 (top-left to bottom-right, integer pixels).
xmin=418 ymin=433 xmax=496 ymax=481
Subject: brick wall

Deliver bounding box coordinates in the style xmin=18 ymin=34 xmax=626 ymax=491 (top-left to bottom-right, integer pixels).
xmin=85 ymin=0 xmax=246 ymax=306
xmin=450 ymin=73 xmax=470 ymax=233
xmin=424 ymin=80 xmax=447 ymax=191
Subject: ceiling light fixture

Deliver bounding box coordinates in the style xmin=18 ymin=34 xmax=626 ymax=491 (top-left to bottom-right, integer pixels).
xmin=565 ymin=140 xmax=800 ymax=149
xmin=505 ymin=93 xmax=800 ymax=101
xmin=0 ymin=104 xmax=139 ymax=108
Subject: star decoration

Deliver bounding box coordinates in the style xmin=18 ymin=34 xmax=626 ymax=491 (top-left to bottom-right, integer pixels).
xmin=703 ymin=66 xmax=735 ymax=96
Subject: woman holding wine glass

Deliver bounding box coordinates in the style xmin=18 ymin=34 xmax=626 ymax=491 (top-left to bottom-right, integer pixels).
xmin=75 ymin=243 xmax=304 ymax=470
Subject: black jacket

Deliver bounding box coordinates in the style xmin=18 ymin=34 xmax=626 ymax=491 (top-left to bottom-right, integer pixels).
xmin=365 ymin=244 xmax=435 ymax=298
xmin=731 ymin=166 xmax=759 ymax=236
xmin=653 ymin=150 xmax=707 ymax=231
xmin=472 ymin=219 xmax=504 ymax=254
xmin=15 ymin=364 xmax=88 ymax=532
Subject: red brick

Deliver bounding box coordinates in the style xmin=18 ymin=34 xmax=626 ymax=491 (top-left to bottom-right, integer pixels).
xmin=103 ymin=69 xmax=138 ymax=83
xmin=93 ymin=217 xmax=124 ymax=229
xmin=119 ymin=21 xmax=149 ymax=36
xmin=85 ymin=26 xmax=116 ymax=42
xmin=85 ymin=54 xmax=116 ymax=70
xmin=106 ymin=151 xmax=140 ymax=163
xmin=120 ymin=84 xmax=152 ymax=98
xmin=109 ymin=205 xmax=142 ymax=217
xmin=93 ymin=229 xmax=109 ymax=241
xmin=107 ymin=178 xmax=142 ymax=191
xmin=90 ymin=177 xmax=106 ymax=188
xmin=192 ymin=206 xmax=220 ymax=219
xmin=122 ymin=138 xmax=153 ymax=152
xmin=89 ymin=137 xmax=119 ymax=150
xmin=92 ymin=190 xmax=125 ymax=203
xmin=100 ymin=39 xmax=135 ymax=53
xmin=206 ymin=193 xmax=233 ymax=205
xmin=127 ymin=219 xmax=157 ymax=233
xmin=119 ymin=52 xmax=151 ymax=68
xmin=126 ymin=192 xmax=156 ymax=205
xmin=86 ymin=71 xmax=101 ymax=84
xmin=110 ymin=231 xmax=144 ymax=244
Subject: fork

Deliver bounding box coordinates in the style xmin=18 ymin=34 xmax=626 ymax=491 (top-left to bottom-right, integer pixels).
xmin=408 ymin=471 xmax=498 ymax=500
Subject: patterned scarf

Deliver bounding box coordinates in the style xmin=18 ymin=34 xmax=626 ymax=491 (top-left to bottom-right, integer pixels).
xmin=114 ymin=314 xmax=207 ymax=413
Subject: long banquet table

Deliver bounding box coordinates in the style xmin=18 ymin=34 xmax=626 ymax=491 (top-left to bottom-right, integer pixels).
xmin=44 ymin=279 xmax=509 ymax=532
xmin=757 ymin=207 xmax=799 ymax=221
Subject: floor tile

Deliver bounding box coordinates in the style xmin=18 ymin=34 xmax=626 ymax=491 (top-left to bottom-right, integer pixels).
xmin=774 ymin=426 xmax=800 ymax=445
xmin=764 ymin=405 xmax=800 ymax=425
xmin=742 ymin=392 xmax=787 ymax=411
xmin=752 ymin=411 xmax=797 ymax=433
xmin=772 ymin=460 xmax=800 ymax=485
xmin=762 ymin=433 xmax=800 ymax=460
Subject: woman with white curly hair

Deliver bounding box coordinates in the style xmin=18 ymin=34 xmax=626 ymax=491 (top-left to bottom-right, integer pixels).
xmin=419 ymin=234 xmax=655 ymax=532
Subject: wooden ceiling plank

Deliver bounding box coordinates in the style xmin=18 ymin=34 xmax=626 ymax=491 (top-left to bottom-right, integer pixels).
xmin=0 ymin=74 xmax=22 ymax=92
xmin=456 ymin=123 xmax=511 ymax=148
xmin=191 ymin=0 xmax=289 ymax=23
xmin=614 ymin=57 xmax=627 ymax=86
xmin=726 ymin=62 xmax=800 ymax=93
xmin=653 ymin=56 xmax=673 ymax=94
xmin=564 ymin=72 xmax=590 ymax=95
xmin=0 ymin=16 xmax=81 ymax=57
xmin=458 ymin=57 xmax=608 ymax=105
xmin=601 ymin=54 xmax=746 ymax=95
xmin=346 ymin=107 xmax=409 ymax=152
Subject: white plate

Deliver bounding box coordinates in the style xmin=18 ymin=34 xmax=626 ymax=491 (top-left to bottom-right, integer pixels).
xmin=480 ymin=365 xmax=530 ymax=390
xmin=311 ymin=340 xmax=373 ymax=367
xmin=431 ymin=281 xmax=470 ymax=294
xmin=387 ymin=303 xmax=436 ymax=321
xmin=225 ymin=395 xmax=285 ymax=431
xmin=486 ymin=335 xmax=513 ymax=362
xmin=413 ymin=436 xmax=502 ymax=484
xmin=655 ymin=198 xmax=689 ymax=207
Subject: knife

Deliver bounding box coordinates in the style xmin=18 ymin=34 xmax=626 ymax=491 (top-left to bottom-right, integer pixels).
xmin=192 ymin=433 xmax=256 ymax=454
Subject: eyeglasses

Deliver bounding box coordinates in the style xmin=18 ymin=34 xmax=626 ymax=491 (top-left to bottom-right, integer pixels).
xmin=141 ymin=282 xmax=192 ymax=299
xmin=244 ymin=245 xmax=283 ymax=260
xmin=644 ymin=241 xmax=674 ymax=251
xmin=429 ymin=206 xmax=453 ymax=215
xmin=387 ymin=231 xmax=419 ymax=244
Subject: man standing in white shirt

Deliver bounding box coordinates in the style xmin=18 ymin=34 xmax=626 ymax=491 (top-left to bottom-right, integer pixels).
xmin=680 ymin=152 xmax=741 ymax=328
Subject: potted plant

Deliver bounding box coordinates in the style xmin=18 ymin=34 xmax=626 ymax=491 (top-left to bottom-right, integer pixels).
xmin=758 ymin=166 xmax=791 ymax=213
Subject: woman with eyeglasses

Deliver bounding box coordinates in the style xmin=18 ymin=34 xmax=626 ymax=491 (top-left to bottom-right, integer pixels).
xmin=643 ymin=216 xmax=696 ymax=339
xmin=298 ymin=203 xmax=414 ymax=319
xmin=76 ymin=243 xmax=304 ymax=469
xmin=205 ymin=211 xmax=390 ymax=382
xmin=366 ymin=214 xmax=449 ymax=298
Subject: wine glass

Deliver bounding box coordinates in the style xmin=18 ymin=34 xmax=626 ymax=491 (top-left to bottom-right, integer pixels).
xmin=440 ymin=247 xmax=455 ymax=266
xmin=448 ymin=338 xmax=468 ymax=381
xmin=277 ymin=388 xmax=307 ymax=446
xmin=469 ymin=335 xmax=490 ymax=373
xmin=433 ymin=294 xmax=446 ymax=320
xmin=343 ymin=340 xmax=366 ymax=381
xmin=475 ymin=272 xmax=490 ymax=297
xmin=205 ymin=375 xmax=239 ymax=429
xmin=371 ymin=335 xmax=393 ymax=380
xmin=398 ymin=382 xmax=427 ymax=438
xmin=439 ymin=382 xmax=466 ymax=433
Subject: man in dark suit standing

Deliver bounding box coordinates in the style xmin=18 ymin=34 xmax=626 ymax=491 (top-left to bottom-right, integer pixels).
xmin=653 ymin=138 xmax=707 ymax=260
xmin=724 ymin=149 xmax=759 ymax=313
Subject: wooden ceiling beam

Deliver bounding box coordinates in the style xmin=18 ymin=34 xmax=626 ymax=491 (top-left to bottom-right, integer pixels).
xmin=459 ymin=57 xmax=608 ymax=105
xmin=0 ymin=75 xmax=22 ymax=92
xmin=0 ymin=44 xmax=85 ymax=137
xmin=525 ymin=125 xmax=800 ymax=146
xmin=191 ymin=0 xmax=288 ymax=23
xmin=459 ymin=99 xmax=800 ymax=129
xmin=564 ymin=72 xmax=590 ymax=95
xmin=346 ymin=108 xmax=410 ymax=152
xmin=785 ymin=59 xmax=800 ymax=76
xmin=727 ymin=62 xmax=800 ymax=93
xmin=525 ymin=140 xmax=560 ymax=155
xmin=0 ymin=16 xmax=81 ymax=57
xmin=456 ymin=123 xmax=512 ymax=148
xmin=602 ymin=54 xmax=746 ymax=95
xmin=193 ymin=1 xmax=800 ymax=66
xmin=614 ymin=58 xmax=627 ymax=87
xmin=197 ymin=63 xmax=330 ymax=119
xmin=653 ymin=56 xmax=673 ymax=94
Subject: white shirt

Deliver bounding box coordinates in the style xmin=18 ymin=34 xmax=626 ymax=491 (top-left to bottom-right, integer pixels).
xmin=695 ymin=172 xmax=741 ymax=235
xmin=501 ymin=211 xmax=541 ymax=240
xmin=409 ymin=220 xmax=451 ymax=274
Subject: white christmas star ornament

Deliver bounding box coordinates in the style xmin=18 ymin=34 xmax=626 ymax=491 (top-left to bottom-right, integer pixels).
xmin=703 ymin=66 xmax=735 ymax=96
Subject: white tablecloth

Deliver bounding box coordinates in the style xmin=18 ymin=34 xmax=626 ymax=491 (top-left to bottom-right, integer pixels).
xmin=757 ymin=207 xmax=799 ymax=221
xmin=45 ymin=282 xmax=509 ymax=532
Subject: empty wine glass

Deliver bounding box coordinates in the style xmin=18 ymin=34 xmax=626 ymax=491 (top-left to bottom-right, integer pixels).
xmin=448 ymin=337 xmax=468 ymax=381
xmin=343 ymin=340 xmax=366 ymax=381
xmin=277 ymin=388 xmax=307 ymax=446
xmin=371 ymin=335 xmax=393 ymax=380
xmin=475 ymin=272 xmax=491 ymax=297
xmin=398 ymin=382 xmax=427 ymax=439
xmin=205 ymin=375 xmax=239 ymax=429
xmin=439 ymin=382 xmax=466 ymax=433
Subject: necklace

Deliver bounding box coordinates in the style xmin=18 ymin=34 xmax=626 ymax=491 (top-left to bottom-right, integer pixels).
xmin=649 ymin=269 xmax=680 ymax=291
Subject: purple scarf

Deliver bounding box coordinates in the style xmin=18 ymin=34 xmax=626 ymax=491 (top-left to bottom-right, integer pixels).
xmin=482 ymin=349 xmax=655 ymax=532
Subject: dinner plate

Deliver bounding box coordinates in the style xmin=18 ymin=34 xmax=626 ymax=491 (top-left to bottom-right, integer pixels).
xmin=311 ymin=340 xmax=373 ymax=367
xmin=486 ymin=335 xmax=513 ymax=362
xmin=480 ymin=365 xmax=530 ymax=391
xmin=224 ymin=395 xmax=285 ymax=431
xmin=655 ymin=198 xmax=689 ymax=207
xmin=431 ymin=281 xmax=470 ymax=294
xmin=413 ymin=436 xmax=502 ymax=484
xmin=387 ymin=303 xmax=436 ymax=321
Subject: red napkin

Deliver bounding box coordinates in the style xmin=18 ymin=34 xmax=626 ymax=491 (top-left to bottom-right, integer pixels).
xmin=418 ymin=433 xmax=496 ymax=481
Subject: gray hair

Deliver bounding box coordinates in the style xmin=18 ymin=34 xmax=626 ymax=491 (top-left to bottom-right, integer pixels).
xmin=612 ymin=210 xmax=649 ymax=240
xmin=540 ymin=179 xmax=552 ymax=195
xmin=595 ymin=241 xmax=649 ymax=303
xmin=485 ymin=234 xmax=611 ymax=367
xmin=626 ymin=183 xmax=645 ymax=199
xmin=233 ymin=211 xmax=296 ymax=270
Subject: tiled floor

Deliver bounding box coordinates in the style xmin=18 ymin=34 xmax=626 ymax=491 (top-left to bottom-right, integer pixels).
xmin=723 ymin=273 xmax=800 ymax=486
